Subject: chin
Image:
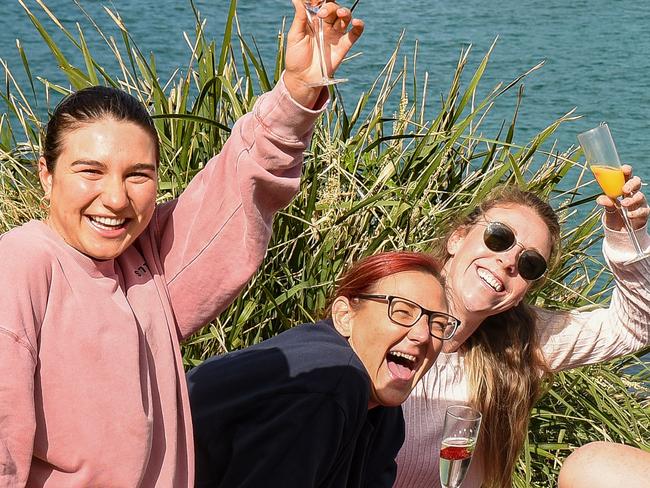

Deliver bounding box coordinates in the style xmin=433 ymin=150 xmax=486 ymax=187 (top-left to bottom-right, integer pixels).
xmin=82 ymin=242 xmax=126 ymax=261
xmin=87 ymin=251 xmax=121 ymax=261
xmin=375 ymin=390 xmax=410 ymax=408
xmin=462 ymin=295 xmax=498 ymax=315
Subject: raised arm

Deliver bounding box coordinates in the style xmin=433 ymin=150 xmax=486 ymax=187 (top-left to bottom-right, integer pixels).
xmin=154 ymin=2 xmax=363 ymax=337
xmin=537 ymin=166 xmax=650 ymax=371
xmin=154 ymin=76 xmax=323 ymax=337
xmin=284 ymin=0 xmax=364 ymax=107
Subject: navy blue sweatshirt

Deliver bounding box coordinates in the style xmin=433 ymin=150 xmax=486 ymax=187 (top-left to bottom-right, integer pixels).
xmin=187 ymin=319 xmax=405 ymax=488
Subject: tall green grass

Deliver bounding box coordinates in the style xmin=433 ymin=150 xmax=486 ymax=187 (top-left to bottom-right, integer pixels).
xmin=1 ymin=1 xmax=648 ymax=485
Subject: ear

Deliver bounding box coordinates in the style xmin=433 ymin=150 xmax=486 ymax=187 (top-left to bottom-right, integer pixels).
xmin=38 ymin=157 xmax=53 ymax=200
xmin=446 ymin=227 xmax=467 ymax=257
xmin=331 ymin=296 xmax=353 ymax=338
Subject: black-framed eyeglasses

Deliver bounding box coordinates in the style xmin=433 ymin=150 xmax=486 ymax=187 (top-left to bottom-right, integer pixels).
xmin=479 ymin=221 xmax=548 ymax=281
xmin=355 ymin=294 xmax=460 ymax=340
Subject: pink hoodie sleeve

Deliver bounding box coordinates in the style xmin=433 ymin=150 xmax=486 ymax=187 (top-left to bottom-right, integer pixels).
xmin=153 ymin=76 xmax=327 ymax=338
xmin=0 ymin=233 xmax=50 ymax=487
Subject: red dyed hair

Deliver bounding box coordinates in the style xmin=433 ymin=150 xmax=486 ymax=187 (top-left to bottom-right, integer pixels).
xmin=326 ymin=251 xmax=443 ymax=314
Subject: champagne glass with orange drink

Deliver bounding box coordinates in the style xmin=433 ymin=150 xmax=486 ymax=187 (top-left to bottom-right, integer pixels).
xmin=578 ymin=123 xmax=648 ymax=263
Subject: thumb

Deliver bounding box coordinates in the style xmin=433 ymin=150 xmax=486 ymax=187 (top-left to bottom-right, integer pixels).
xmin=289 ymin=0 xmax=309 ymax=35
xmin=596 ymin=194 xmax=617 ymax=209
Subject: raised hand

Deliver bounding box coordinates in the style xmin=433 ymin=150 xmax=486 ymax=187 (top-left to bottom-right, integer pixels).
xmin=284 ymin=0 xmax=364 ymax=108
xmin=598 ymin=165 xmax=650 ymax=231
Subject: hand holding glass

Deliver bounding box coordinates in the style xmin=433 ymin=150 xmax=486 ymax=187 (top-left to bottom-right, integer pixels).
xmin=577 ymin=123 xmax=648 ymax=263
xmin=439 ymin=405 xmax=481 ymax=488
xmin=303 ymin=1 xmax=348 ymax=86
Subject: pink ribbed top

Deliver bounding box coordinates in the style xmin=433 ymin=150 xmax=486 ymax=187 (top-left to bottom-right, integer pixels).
xmin=395 ymin=225 xmax=650 ymax=487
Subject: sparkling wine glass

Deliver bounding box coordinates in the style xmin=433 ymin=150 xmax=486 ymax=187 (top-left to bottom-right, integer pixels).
xmin=439 ymin=405 xmax=481 ymax=488
xmin=303 ymin=0 xmax=348 ymax=86
xmin=577 ymin=123 xmax=649 ymax=264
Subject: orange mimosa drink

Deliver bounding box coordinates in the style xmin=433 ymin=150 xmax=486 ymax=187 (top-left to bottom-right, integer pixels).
xmin=591 ymin=164 xmax=625 ymax=199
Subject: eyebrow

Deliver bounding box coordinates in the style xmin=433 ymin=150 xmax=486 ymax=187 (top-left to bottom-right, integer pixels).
xmin=130 ymin=163 xmax=157 ymax=172
xmin=71 ymin=159 xmax=106 ymax=169
xmin=71 ymin=160 xmax=157 ymax=172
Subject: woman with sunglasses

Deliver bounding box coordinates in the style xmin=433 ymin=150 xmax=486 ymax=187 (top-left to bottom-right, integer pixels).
xmin=187 ymin=251 xmax=459 ymax=488
xmin=394 ymin=168 xmax=650 ymax=488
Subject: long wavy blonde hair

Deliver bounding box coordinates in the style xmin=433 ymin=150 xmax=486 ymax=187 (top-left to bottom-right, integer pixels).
xmin=433 ymin=186 xmax=561 ymax=488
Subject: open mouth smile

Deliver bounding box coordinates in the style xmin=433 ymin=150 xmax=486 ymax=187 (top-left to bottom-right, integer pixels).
xmin=86 ymin=215 xmax=130 ymax=234
xmin=386 ymin=350 xmax=419 ymax=381
xmin=477 ymin=267 xmax=504 ymax=292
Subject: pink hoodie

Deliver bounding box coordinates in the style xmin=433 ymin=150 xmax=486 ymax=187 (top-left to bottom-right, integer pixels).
xmin=0 ymin=77 xmax=326 ymax=487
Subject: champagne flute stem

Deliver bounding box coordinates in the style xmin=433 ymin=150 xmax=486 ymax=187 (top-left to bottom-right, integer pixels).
xmin=316 ymin=17 xmax=329 ymax=79
xmin=616 ymin=199 xmax=644 ymax=256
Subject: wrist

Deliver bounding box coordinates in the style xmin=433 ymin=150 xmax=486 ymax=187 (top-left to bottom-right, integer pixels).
xmin=283 ymin=72 xmax=326 ymax=109
xmin=603 ymin=220 xmax=650 ymax=259
xmin=603 ymin=211 xmax=625 ymax=232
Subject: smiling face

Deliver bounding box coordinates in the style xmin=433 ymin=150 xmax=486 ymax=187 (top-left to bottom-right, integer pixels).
xmin=444 ymin=204 xmax=553 ymax=320
xmin=331 ymin=269 xmax=447 ymax=408
xmin=39 ymin=118 xmax=158 ymax=260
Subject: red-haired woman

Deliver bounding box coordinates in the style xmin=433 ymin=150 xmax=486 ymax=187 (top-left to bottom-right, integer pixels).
xmin=187 ymin=251 xmax=459 ymax=488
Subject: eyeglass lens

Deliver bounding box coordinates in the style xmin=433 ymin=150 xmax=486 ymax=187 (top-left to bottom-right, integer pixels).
xmin=389 ymin=298 xmax=453 ymax=339
xmin=483 ymin=223 xmax=547 ymax=280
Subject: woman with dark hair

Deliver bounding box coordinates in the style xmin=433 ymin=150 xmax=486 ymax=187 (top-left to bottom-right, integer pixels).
xmin=0 ymin=2 xmax=363 ymax=486
xmin=187 ymin=251 xmax=459 ymax=488
xmin=395 ymin=170 xmax=650 ymax=487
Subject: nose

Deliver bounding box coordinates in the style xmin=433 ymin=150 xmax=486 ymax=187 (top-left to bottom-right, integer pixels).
xmin=407 ymin=315 xmax=431 ymax=344
xmin=496 ymin=244 xmax=522 ymax=276
xmin=101 ymin=175 xmax=129 ymax=212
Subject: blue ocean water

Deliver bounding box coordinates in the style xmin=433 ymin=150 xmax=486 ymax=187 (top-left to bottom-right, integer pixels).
xmin=1 ymin=1 xmax=649 ymax=369
xmin=2 ymin=0 xmax=649 ymax=170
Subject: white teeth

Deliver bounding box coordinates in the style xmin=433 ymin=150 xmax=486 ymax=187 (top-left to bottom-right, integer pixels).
xmin=477 ymin=268 xmax=504 ymax=292
xmin=389 ymin=351 xmax=416 ymax=363
xmin=89 ymin=216 xmax=126 ymax=228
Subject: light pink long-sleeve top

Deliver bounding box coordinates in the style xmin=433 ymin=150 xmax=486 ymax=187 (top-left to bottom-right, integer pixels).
xmin=394 ymin=226 xmax=650 ymax=488
xmin=0 ymin=78 xmax=326 ymax=487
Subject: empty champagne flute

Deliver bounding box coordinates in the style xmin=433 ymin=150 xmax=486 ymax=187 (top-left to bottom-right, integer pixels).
xmin=439 ymin=405 xmax=481 ymax=488
xmin=303 ymin=0 xmax=348 ymax=86
xmin=577 ymin=123 xmax=649 ymax=263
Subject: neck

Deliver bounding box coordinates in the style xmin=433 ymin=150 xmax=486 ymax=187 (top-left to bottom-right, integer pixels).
xmin=441 ymin=261 xmax=489 ymax=353
xmin=442 ymin=307 xmax=484 ymax=353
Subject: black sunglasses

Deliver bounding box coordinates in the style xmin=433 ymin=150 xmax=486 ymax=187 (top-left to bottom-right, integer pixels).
xmin=480 ymin=221 xmax=548 ymax=281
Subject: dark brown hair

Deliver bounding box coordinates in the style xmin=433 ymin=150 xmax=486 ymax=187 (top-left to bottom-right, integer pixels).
xmin=42 ymin=85 xmax=159 ymax=171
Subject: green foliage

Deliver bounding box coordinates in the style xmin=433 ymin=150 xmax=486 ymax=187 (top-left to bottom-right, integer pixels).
xmin=1 ymin=1 xmax=648 ymax=486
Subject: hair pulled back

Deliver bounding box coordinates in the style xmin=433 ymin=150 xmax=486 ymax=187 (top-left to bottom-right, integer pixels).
xmin=42 ymin=85 xmax=159 ymax=171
